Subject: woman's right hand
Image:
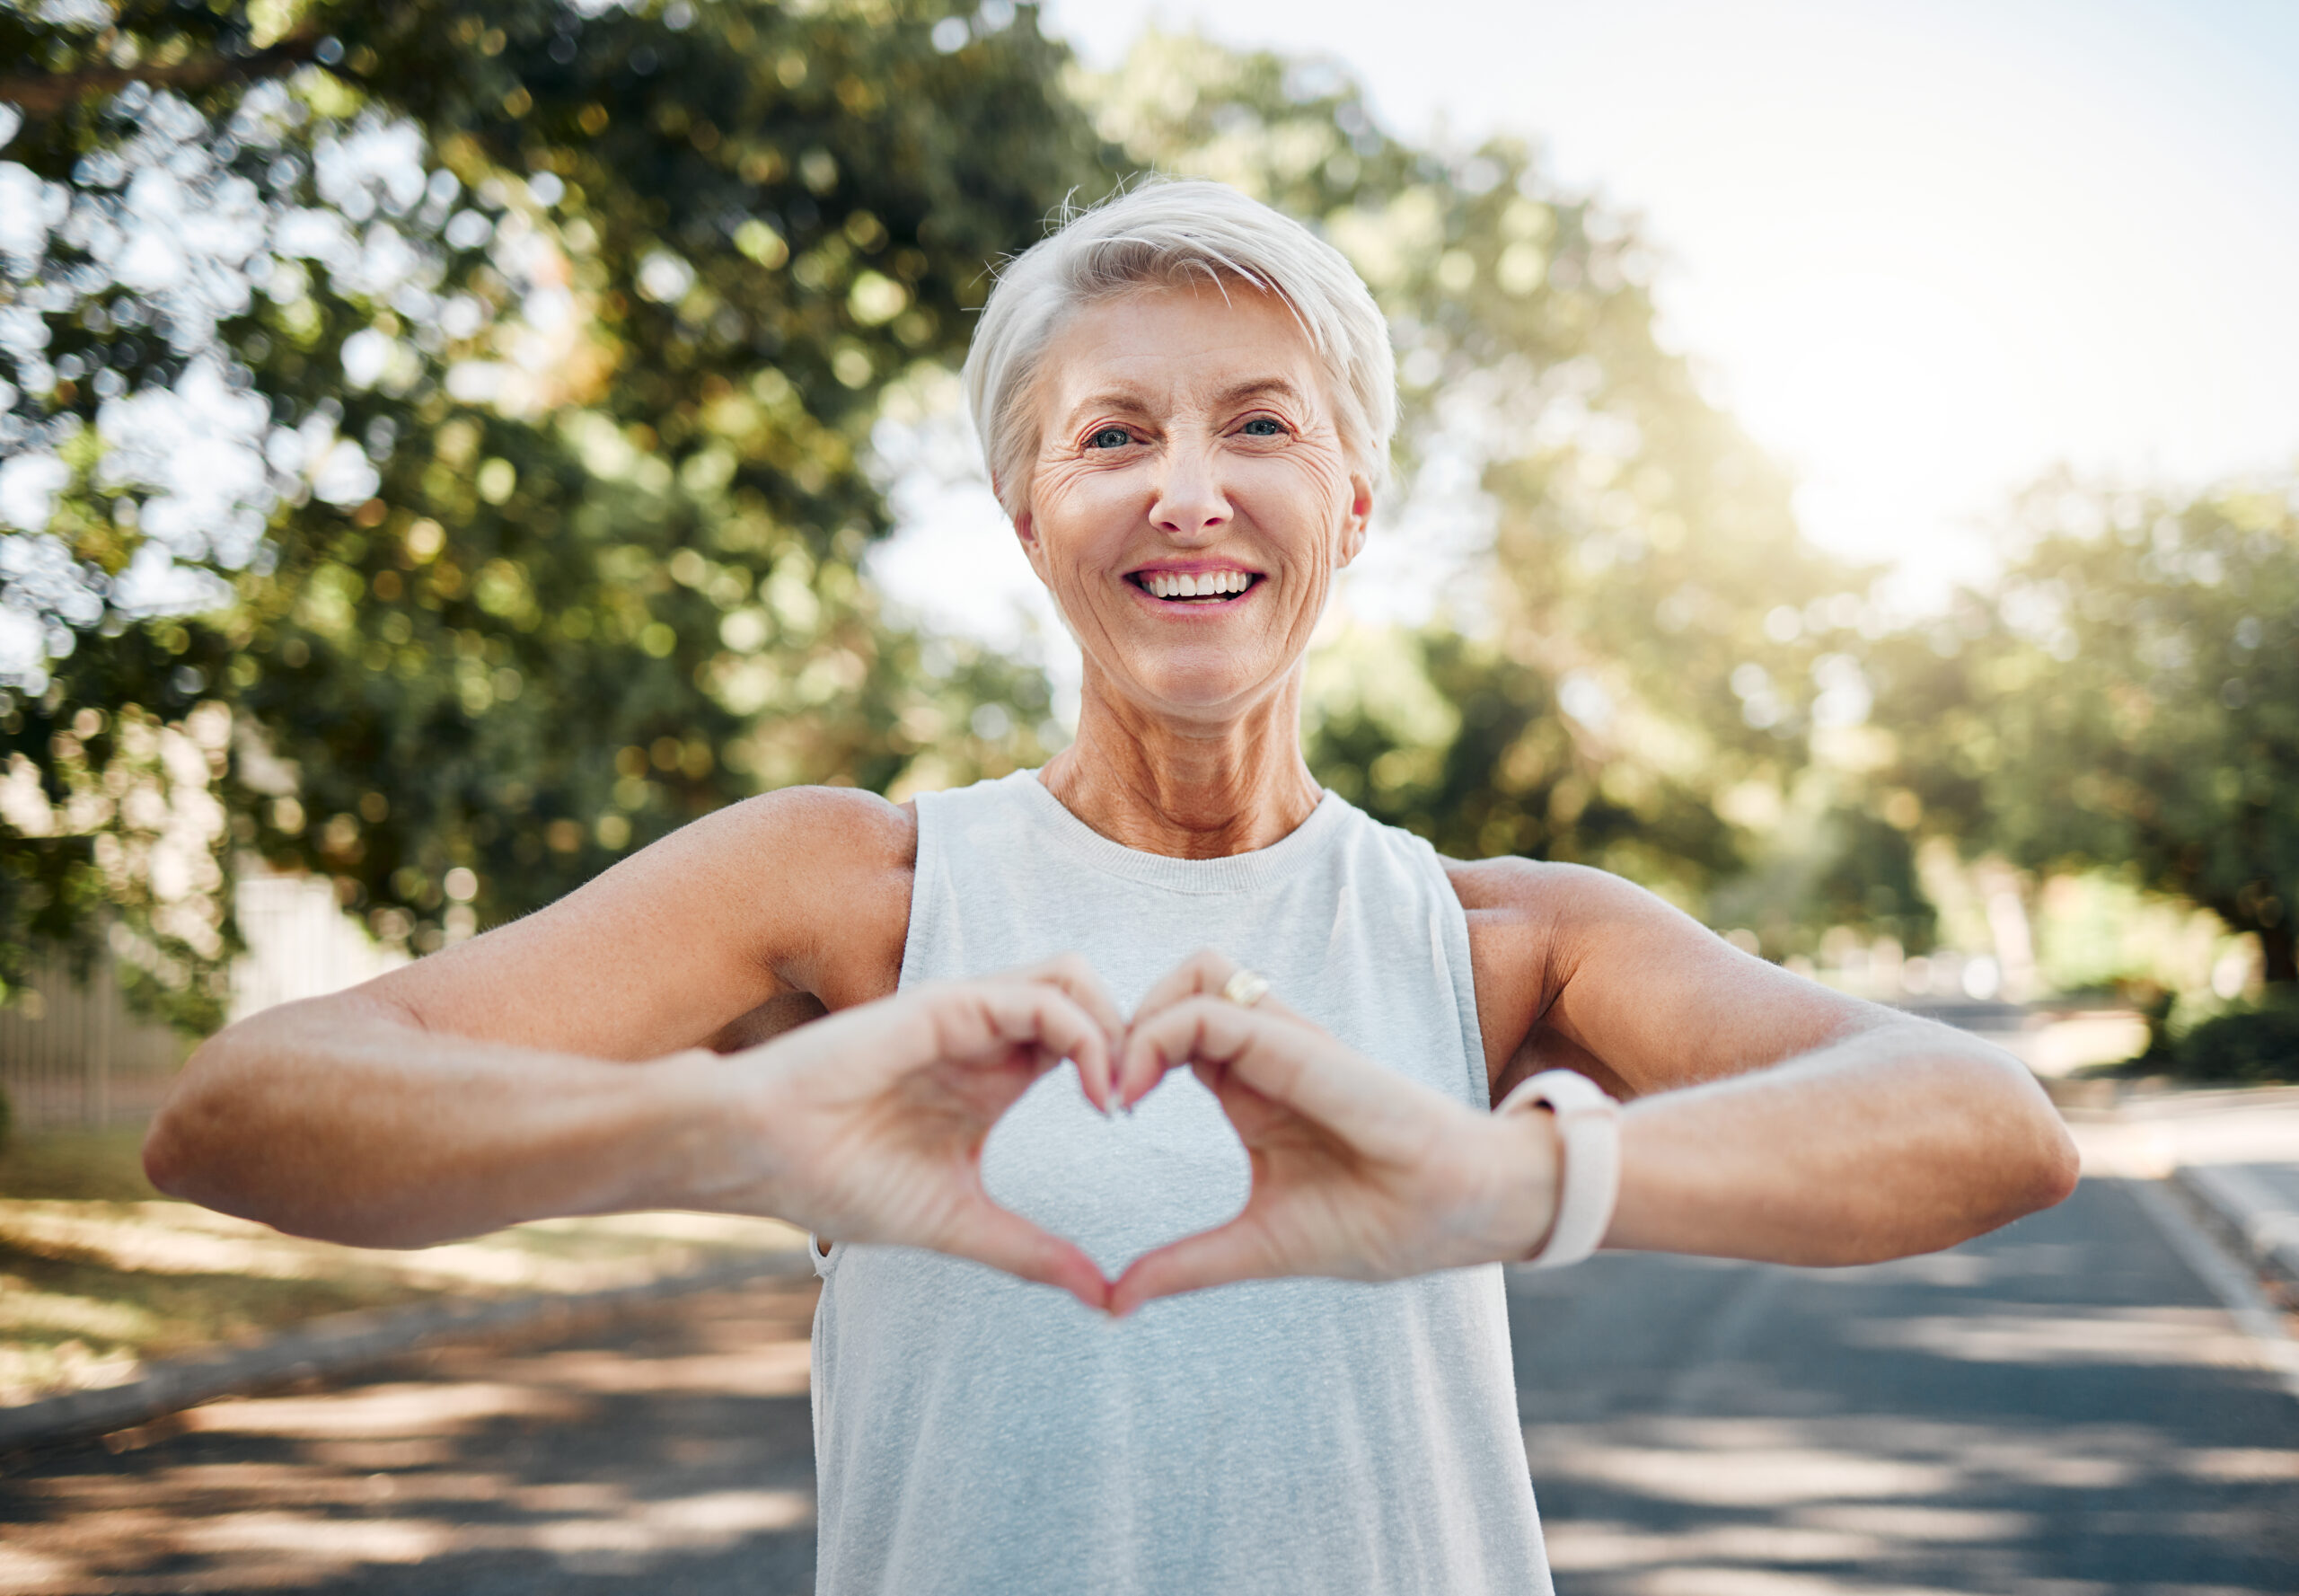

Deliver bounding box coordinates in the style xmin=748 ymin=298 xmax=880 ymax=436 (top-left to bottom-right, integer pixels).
xmin=689 ymin=956 xmax=1123 ymax=1310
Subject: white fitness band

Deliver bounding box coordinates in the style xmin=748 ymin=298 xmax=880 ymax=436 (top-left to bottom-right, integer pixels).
xmin=1497 ymin=1068 xmax=1621 ymax=1269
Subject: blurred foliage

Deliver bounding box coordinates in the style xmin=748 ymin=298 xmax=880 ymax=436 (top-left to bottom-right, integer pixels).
xmin=6 ymin=10 xmax=2285 ymax=1027
xmin=2160 ymin=996 xmax=2299 ymax=1083
xmin=2093 ymin=992 xmax=2299 ymax=1085
xmin=1078 ymin=36 xmax=1874 ymax=912
xmin=1701 ymin=798 xmax=1938 ymax=964
xmin=1873 ymin=476 xmax=2299 ymax=985
xmin=0 ymin=0 xmax=1108 ymax=1022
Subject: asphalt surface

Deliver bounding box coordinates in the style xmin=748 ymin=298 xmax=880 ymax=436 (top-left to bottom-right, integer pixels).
xmin=1510 ymin=1177 xmax=2299 ymax=1592
xmin=2240 ymin=1163 xmax=2299 ymax=1212
xmin=3 ymin=1177 xmax=2295 ymax=1594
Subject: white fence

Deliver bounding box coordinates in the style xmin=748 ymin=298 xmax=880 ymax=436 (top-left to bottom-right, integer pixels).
xmin=0 ymin=871 xmax=406 ymax=1132
xmin=0 ymin=953 xmax=183 ymax=1131
xmin=225 ymin=873 xmax=410 ymax=1027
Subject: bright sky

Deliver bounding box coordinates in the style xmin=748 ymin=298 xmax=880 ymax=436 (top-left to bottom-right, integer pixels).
xmin=868 ymin=0 xmax=2299 ymax=695
xmin=1037 ymin=0 xmax=2299 ymax=596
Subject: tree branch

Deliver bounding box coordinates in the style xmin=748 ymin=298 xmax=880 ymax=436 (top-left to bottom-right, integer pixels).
xmin=0 ymin=31 xmax=331 ymax=120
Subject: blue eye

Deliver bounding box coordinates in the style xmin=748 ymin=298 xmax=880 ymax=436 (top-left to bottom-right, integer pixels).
xmin=1240 ymin=418 xmax=1284 ymax=436
xmin=1088 ymin=427 xmax=1132 ymax=449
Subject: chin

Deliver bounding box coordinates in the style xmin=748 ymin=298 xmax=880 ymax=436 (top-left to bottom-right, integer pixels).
xmin=1124 ymin=655 xmax=1278 ymax=719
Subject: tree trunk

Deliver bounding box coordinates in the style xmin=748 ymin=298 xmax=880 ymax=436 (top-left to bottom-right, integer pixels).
xmin=0 ymin=31 xmax=325 ymax=121
xmin=2263 ymin=915 xmax=2297 ymax=986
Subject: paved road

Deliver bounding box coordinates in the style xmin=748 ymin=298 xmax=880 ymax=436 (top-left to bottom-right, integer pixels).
xmin=3 ymin=1177 xmax=2295 ymax=1594
xmin=1510 ymin=1177 xmax=2299 ymax=1592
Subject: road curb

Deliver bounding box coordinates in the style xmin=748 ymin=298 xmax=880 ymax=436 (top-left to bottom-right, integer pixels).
xmin=2174 ymin=1163 xmax=2299 ymax=1289
xmin=0 ymin=1248 xmax=819 ymax=1453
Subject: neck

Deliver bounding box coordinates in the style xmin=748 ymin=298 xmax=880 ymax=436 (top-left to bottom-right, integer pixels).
xmin=1039 ymin=667 xmax=1322 ymax=858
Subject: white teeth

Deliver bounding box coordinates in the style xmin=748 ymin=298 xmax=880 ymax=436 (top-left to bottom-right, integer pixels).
xmin=1142 ymin=569 xmax=1252 ymax=599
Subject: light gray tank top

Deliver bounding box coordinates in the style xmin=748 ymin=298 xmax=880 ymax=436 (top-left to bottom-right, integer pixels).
xmin=810 ymin=770 xmax=1551 ymax=1594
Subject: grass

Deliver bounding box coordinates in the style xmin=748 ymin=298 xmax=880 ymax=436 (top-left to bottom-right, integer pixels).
xmin=0 ymin=1124 xmax=805 ymax=1406
xmin=0 ymin=1124 xmax=165 ymax=1203
xmin=0 ymin=1126 xmax=450 ymax=1403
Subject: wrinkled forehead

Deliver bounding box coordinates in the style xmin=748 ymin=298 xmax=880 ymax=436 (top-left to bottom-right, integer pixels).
xmin=1031 ymin=279 xmax=1334 ymax=436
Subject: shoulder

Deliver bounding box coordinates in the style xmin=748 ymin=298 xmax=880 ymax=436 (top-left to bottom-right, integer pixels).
xmin=1443 ymin=852 xmax=1735 ymax=993
xmin=1441 ymin=855 xmax=1715 ymax=1091
xmin=1444 ymin=854 xmax=1662 ymax=944
xmin=1444 ymin=851 xmax=1882 ymax=1099
xmin=710 ymin=782 xmax=918 ymax=869
xmin=352 ymin=784 xmax=916 ymax=1061
xmin=687 ymin=784 xmax=917 ymax=1006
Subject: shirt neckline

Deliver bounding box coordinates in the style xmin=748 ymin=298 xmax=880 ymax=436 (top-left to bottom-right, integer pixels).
xmin=1005 ymin=768 xmax=1348 ymax=896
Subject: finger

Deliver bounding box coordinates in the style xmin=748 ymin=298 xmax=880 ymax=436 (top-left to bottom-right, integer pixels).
xmin=1121 ymin=949 xmax=1271 ymax=1106
xmin=1011 ymin=955 xmax=1125 ymax=1109
xmin=940 ymin=1195 xmax=1112 ymax=1312
xmin=954 ymin=980 xmax=1114 ymax=1108
xmin=1130 ymin=947 xmax=1240 ymax=1028
xmin=1120 ymin=950 xmax=1319 ymax=1108
xmin=1107 ymin=1216 xmax=1284 ymax=1316
xmin=1016 ymin=953 xmax=1127 ymax=1050
xmin=1120 ymin=996 xmax=1319 ymax=1110
xmin=1123 ymin=998 xmax=1453 ymax=1153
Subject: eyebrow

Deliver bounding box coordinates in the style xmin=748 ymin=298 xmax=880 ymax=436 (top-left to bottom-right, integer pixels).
xmin=1212 ymin=377 xmax=1310 ymax=410
xmin=1058 ymin=376 xmax=1312 ymax=429
xmin=1061 ymin=389 xmax=1155 ymax=426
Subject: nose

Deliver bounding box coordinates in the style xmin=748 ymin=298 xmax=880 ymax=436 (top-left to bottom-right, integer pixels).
xmin=1146 ymin=434 xmax=1231 ymax=542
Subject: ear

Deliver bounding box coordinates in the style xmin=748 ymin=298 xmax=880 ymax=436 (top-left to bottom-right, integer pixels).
xmin=1334 ymin=469 xmax=1374 ymax=569
xmin=1007 ymin=490 xmax=1053 ymax=586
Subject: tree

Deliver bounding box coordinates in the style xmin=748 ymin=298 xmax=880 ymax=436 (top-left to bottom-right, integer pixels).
xmin=1873 ymin=473 xmax=2299 ymax=983
xmin=1079 ymin=36 xmax=1864 ymax=915
xmin=0 ymin=0 xmax=1109 ymax=1023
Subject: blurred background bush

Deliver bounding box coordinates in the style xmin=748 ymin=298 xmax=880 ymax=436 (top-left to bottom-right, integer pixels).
xmin=0 ymin=0 xmax=2290 ymax=1133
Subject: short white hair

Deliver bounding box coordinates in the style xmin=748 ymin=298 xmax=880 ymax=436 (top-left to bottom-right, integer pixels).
xmin=961 ymin=177 xmax=1396 ymax=518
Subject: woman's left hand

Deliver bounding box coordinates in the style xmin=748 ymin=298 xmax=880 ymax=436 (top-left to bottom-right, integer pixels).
xmin=1106 ymin=950 xmax=1561 ymax=1316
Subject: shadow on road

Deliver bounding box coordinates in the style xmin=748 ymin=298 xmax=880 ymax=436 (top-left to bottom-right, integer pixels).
xmin=4 ymin=1178 xmax=2295 ymax=1593
xmin=1513 ymin=1177 xmax=2299 ymax=1593
xmin=0 ymin=1282 xmax=822 ymax=1595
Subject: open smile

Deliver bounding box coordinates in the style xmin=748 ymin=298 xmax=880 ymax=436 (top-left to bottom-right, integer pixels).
xmin=1125 ymin=568 xmax=1264 ymax=604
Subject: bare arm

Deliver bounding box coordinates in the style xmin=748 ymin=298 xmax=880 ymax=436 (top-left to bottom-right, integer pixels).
xmin=1455 ymin=860 xmax=2079 ymax=1266
xmin=142 ymin=787 xmax=913 ymax=1248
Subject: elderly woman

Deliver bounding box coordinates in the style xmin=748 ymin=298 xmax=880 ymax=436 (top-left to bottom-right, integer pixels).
xmin=146 ymin=180 xmax=2079 ymax=1594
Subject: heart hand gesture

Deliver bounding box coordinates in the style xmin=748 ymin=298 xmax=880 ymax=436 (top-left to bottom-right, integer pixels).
xmin=1106 ymin=950 xmax=1559 ymax=1316
xmin=714 ymin=956 xmax=1125 ymax=1310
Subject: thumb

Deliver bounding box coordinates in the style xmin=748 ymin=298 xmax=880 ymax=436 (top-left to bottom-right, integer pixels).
xmin=1106 ymin=1216 xmax=1282 ymax=1317
xmin=936 ymin=1191 xmax=1113 ymax=1312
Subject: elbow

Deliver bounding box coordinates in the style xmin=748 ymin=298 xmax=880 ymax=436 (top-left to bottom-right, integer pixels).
xmin=140 ymin=1034 xmax=240 ymax=1205
xmin=139 ymin=1024 xmax=286 ymax=1214
xmin=1995 ymin=1057 xmax=2083 ymax=1221
xmin=2022 ymin=1111 xmax=2083 ymax=1215
xmin=1850 ymin=1089 xmax=2083 ymax=1266
xmin=140 ymin=1035 xmax=210 ymax=1199
xmin=1938 ymin=1097 xmax=2081 ymax=1254
xmin=140 ymin=1113 xmax=188 ymax=1199
xmin=1962 ymin=1048 xmax=2083 ymax=1233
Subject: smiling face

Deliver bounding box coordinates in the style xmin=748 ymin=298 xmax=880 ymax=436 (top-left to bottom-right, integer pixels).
xmin=1012 ymin=280 xmax=1374 ymax=725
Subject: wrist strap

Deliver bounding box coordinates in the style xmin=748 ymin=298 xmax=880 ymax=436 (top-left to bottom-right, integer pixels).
xmin=1497 ymin=1069 xmax=1621 ymax=1269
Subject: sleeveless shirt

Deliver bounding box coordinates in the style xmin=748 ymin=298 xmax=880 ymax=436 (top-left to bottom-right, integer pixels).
xmin=809 ymin=770 xmax=1552 ymax=1594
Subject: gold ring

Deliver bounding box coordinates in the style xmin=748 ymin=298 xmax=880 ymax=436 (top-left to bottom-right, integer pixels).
xmin=1220 ymin=968 xmax=1271 ymax=1009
